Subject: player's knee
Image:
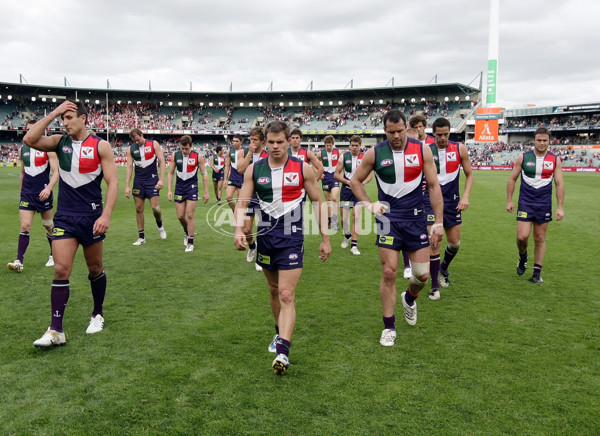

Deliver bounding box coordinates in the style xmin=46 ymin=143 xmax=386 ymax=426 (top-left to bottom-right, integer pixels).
xmin=225 ymin=192 xmax=234 ymax=202
xmin=42 ymin=219 xmax=54 ymax=232
xmin=381 ymin=265 xmax=397 ymax=283
xmin=411 ymin=262 xmax=430 ymax=283
xmin=87 ymin=263 xmax=104 ymax=278
xmin=279 ymin=289 xmax=295 ymax=306
xmin=447 ymin=241 xmax=460 ymax=254
xmin=135 ymin=205 xmax=144 ymax=213
xmin=20 ymin=223 xmax=32 ymax=232
xmin=53 ymin=263 xmax=71 ymax=279
xmin=151 ymin=206 xmax=161 ymax=216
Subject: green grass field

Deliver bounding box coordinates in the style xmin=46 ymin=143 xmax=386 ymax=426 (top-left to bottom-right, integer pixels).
xmin=0 ymin=166 xmax=598 ymax=435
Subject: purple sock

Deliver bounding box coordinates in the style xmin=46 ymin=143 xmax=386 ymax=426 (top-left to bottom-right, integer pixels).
xmin=138 ymin=230 xmax=145 ymax=240
xmin=383 ymin=315 xmax=395 ymax=330
xmin=46 ymin=232 xmax=53 ymax=255
xmin=430 ymin=255 xmax=440 ymax=289
xmin=89 ymin=270 xmax=106 ymax=317
xmin=249 ymin=241 xmax=256 ymax=250
xmin=276 ymin=338 xmax=291 ymax=356
xmin=402 ymin=251 xmax=411 ymax=269
xmin=404 ymin=289 xmax=418 ymax=305
xmin=17 ymin=231 xmax=30 ymax=262
xmin=188 ymin=236 xmax=194 ymax=246
xmin=50 ymin=280 xmax=70 ymax=332
xmin=533 ymin=264 xmax=542 ymax=275
xmin=275 ymin=324 xmax=279 ymax=335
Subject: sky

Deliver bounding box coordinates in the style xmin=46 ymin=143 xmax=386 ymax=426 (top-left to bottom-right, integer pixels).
xmin=1 ymin=0 xmax=598 ymax=109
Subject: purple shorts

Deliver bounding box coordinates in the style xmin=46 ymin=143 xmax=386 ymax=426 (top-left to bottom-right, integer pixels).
xmin=52 ymin=212 xmax=105 ymax=246
xmin=20 ymin=192 xmax=53 ymax=213
xmin=257 ymin=235 xmax=304 ymax=271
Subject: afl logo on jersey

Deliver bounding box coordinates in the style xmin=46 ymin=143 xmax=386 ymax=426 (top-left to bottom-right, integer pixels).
xmin=526 ymin=162 xmax=535 ymax=167
xmin=176 ymin=159 xmax=183 ymax=164
xmin=257 ymin=177 xmax=271 ymax=185
xmin=289 ymin=253 xmax=298 ymax=260
xmin=23 ymin=152 xmax=30 ymax=157
xmin=381 ymin=159 xmax=393 ymax=167
xmin=62 ymin=146 xmax=72 ymax=154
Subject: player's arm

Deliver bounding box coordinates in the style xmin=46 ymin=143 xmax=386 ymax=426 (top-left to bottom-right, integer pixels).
xmin=554 ymin=157 xmax=565 ymax=221
xmin=167 ymin=152 xmax=176 ymax=201
xmin=154 ymin=140 xmax=166 ymax=190
xmin=224 ymin=150 xmax=231 ymax=181
xmin=18 ymin=148 xmax=24 ymax=191
xmin=237 ymin=148 xmax=253 ymax=174
xmin=333 ymin=157 xmax=347 ymax=185
xmin=304 ymin=162 xmax=331 ymax=261
xmin=39 ymin=152 xmax=59 ymax=201
xmin=349 ymin=148 xmax=386 ymax=216
xmin=422 ymin=145 xmax=444 ymax=247
xmin=23 ymin=101 xmax=76 ymax=152
xmin=307 ymin=149 xmax=324 ymax=180
xmin=124 ymin=147 xmax=133 ymax=198
xmin=317 ymin=151 xmax=325 ymax=180
xmin=233 ymin=165 xmax=255 ymax=250
xmin=209 ymin=154 xmax=217 ymax=172
xmin=94 ymin=140 xmax=118 ymax=235
xmin=457 ymin=143 xmax=474 ymax=211
xmin=506 ymin=154 xmax=523 ymax=213
xmin=198 ymin=156 xmax=210 ymax=203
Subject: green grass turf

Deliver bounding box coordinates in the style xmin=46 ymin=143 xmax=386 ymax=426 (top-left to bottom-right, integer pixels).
xmin=0 ymin=166 xmax=598 ymax=435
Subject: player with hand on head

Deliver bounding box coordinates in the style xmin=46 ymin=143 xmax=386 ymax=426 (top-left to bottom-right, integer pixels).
xmin=318 ymin=135 xmax=341 ymax=230
xmin=24 ymin=100 xmax=118 ymax=347
xmin=211 ymin=145 xmax=225 ymax=205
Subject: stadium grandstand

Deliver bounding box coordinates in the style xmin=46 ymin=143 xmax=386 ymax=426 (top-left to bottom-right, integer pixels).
xmin=1 ymin=81 xmax=599 ymax=170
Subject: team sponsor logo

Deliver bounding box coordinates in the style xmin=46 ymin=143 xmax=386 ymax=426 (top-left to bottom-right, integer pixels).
xmin=174 ymin=195 xmax=183 ymax=201
xmin=62 ymin=146 xmax=72 ymax=154
xmin=517 ymin=211 xmax=528 ymax=218
xmin=257 ymin=176 xmax=271 ymax=185
xmin=257 ymin=253 xmax=270 ymax=265
xmin=381 ymin=159 xmax=393 ymax=167
xmin=526 ymin=162 xmax=535 ymax=167
xmin=405 ymin=154 xmax=420 ymax=167
xmin=284 ymin=173 xmax=300 ymax=186
xmin=289 ymin=253 xmax=298 ymax=260
xmin=81 ymin=146 xmax=95 ymax=159
xmin=378 ymin=235 xmax=394 ymax=245
xmin=144 ymin=146 xmax=152 ymax=154
xmin=543 ymin=161 xmax=554 ymax=170
xmin=427 ymin=214 xmax=435 ymax=221
xmin=52 ymin=227 xmax=65 ymax=236
xmin=19 ymin=201 xmax=29 ymax=207
xmin=132 ymin=189 xmax=140 ymax=195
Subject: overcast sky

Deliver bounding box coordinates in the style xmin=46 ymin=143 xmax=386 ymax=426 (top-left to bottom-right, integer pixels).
xmin=1 ymin=0 xmax=597 ymax=109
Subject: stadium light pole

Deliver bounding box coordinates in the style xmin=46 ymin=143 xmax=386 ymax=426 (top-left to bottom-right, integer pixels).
xmin=485 ymin=0 xmax=500 ymax=107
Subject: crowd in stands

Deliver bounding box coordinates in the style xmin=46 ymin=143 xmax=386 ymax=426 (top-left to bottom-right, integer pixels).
xmin=504 ymin=114 xmax=600 ymax=130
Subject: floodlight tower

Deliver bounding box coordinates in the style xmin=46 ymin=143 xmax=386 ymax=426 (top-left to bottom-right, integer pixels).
xmin=485 ymin=0 xmax=499 ymax=107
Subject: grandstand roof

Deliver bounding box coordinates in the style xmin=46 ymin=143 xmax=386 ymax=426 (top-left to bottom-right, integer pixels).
xmin=1 ymin=81 xmax=479 ymax=105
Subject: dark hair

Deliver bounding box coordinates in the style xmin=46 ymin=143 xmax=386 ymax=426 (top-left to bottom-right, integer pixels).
xmin=26 ymin=119 xmax=37 ymax=125
xmin=431 ymin=117 xmax=451 ymax=132
xmin=233 ymin=134 xmax=244 ymax=142
xmin=265 ymin=121 xmax=291 ymax=140
xmin=383 ymin=109 xmax=407 ymax=127
xmin=409 ymin=114 xmax=427 ymax=128
xmin=290 ymin=128 xmax=303 ymax=138
xmin=323 ymin=135 xmax=335 ymax=144
xmin=349 ymin=135 xmax=362 ymax=144
xmin=216 ymin=145 xmax=222 ymax=153
xmin=534 ymin=126 xmax=551 ymax=138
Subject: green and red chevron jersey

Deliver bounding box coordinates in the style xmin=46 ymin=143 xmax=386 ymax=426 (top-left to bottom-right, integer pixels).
xmin=373 ymin=138 xmax=424 ymax=221
xmin=428 ymin=140 xmax=461 ymax=201
xmin=252 ymin=156 xmax=305 ymax=238
xmin=229 ymin=146 xmax=248 ymax=170
xmin=288 ymin=146 xmax=309 ymax=162
xmin=20 ymin=145 xmax=50 ymax=195
xmin=56 ymin=134 xmax=104 ymax=216
xmin=320 ymin=148 xmax=340 ymax=173
xmin=212 ymin=154 xmax=225 ymax=170
xmin=130 ymin=140 xmax=158 ymax=179
xmin=519 ymin=150 xmax=558 ymax=206
xmin=342 ymin=151 xmax=364 ymax=181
